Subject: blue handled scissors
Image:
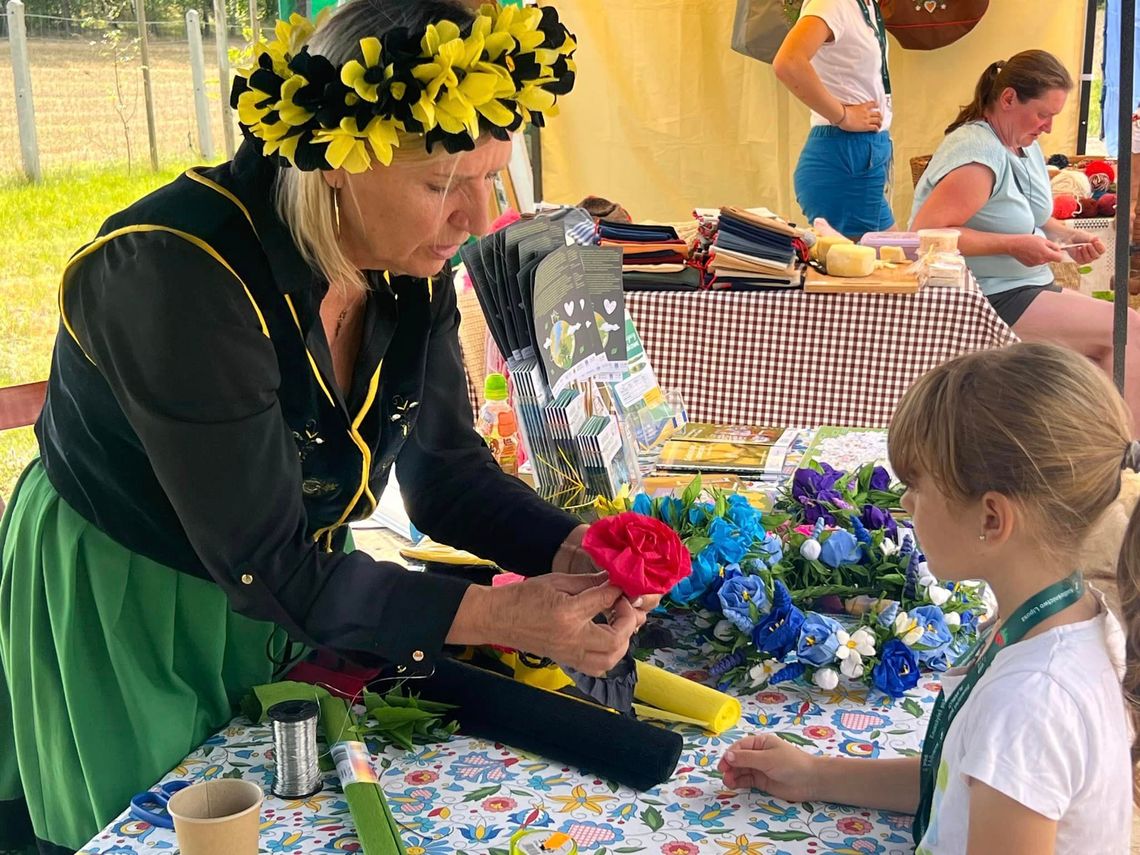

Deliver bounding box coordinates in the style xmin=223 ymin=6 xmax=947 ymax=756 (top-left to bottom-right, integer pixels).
xmin=129 ymin=780 xmax=191 ymax=829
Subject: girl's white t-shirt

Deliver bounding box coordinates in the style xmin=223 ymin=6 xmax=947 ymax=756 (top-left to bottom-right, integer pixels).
xmin=799 ymin=0 xmax=892 ymax=131
xmin=917 ymin=591 xmax=1132 ymax=854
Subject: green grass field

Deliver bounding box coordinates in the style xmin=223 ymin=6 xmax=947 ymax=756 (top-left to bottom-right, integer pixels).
xmin=0 ymin=164 xmax=194 ymax=498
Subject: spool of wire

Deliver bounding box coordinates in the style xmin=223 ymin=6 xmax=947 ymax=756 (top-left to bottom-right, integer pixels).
xmin=268 ymin=699 xmax=322 ymax=799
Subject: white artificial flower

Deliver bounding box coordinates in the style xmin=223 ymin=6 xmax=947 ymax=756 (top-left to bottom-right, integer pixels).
xmin=894 ymin=611 xmax=924 ymax=646
xmin=916 ymin=561 xmax=937 ymax=588
xmin=880 ymin=537 xmax=898 ymax=557
xmin=749 ymin=659 xmax=781 ymax=688
xmin=927 ymin=584 xmax=952 ymax=607
xmin=713 ymin=619 xmax=736 ymax=642
xmin=944 ymin=611 xmax=962 ymax=630
xmin=800 ymin=539 xmax=822 ymax=561
xmin=812 ymin=666 xmax=840 ymax=691
xmin=839 ymin=653 xmax=865 ymax=679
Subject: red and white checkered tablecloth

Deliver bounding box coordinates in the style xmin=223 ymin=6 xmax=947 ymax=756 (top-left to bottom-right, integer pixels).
xmin=627 ymin=288 xmax=1019 ymax=428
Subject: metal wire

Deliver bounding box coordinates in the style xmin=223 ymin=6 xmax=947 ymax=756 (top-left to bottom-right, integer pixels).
xmin=268 ymin=700 xmax=323 ymax=799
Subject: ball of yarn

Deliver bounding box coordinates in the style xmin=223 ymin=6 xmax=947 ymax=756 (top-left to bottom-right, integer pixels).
xmin=1051 ymin=169 xmax=1092 ymax=199
xmin=1052 ymin=194 xmax=1080 ymax=219
xmin=1083 ymin=159 xmax=1116 ymax=183
xmin=1097 ymin=193 xmax=1117 ymax=217
xmin=1047 ymin=153 xmax=1070 ymax=169
xmin=1078 ymin=196 xmax=1098 ymax=218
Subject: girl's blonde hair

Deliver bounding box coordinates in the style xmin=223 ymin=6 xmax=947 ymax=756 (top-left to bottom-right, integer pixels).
xmin=274 ymin=0 xmax=479 ymax=293
xmin=888 ymin=342 xmax=1139 ymax=799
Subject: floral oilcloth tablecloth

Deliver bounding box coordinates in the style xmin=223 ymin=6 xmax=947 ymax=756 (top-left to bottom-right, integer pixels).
xmin=80 ymin=609 xmax=938 ymax=855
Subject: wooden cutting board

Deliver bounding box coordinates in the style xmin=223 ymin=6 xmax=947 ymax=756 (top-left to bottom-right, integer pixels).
xmin=803 ymin=264 xmax=920 ymax=294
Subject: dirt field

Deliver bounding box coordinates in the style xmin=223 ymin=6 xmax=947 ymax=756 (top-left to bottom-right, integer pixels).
xmin=0 ymin=36 xmax=242 ymax=177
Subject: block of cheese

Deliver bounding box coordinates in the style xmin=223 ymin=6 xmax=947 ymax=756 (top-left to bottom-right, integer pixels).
xmin=826 ymin=244 xmax=876 ymax=277
xmin=879 ymin=245 xmax=907 ymax=263
xmin=811 ymin=234 xmax=853 ymax=265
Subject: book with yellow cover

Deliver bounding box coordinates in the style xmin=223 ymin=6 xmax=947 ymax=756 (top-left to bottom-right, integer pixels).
xmin=673 ymin=422 xmax=789 ymax=446
xmin=656 ymin=437 xmax=792 ymax=478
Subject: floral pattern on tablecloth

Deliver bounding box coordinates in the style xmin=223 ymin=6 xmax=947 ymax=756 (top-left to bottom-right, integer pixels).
xmin=80 ymin=609 xmax=937 ymax=855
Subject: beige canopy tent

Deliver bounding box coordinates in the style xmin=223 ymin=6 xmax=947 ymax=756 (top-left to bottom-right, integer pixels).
xmin=539 ymin=0 xmax=1088 ymax=227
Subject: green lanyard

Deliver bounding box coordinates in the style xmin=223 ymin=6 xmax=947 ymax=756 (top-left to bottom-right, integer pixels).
xmin=912 ymin=571 xmax=1085 ymax=845
xmin=855 ymin=0 xmax=892 ymax=97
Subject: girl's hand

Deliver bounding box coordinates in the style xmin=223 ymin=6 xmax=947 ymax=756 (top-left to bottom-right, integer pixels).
xmin=718 ymin=733 xmax=822 ymax=802
xmin=838 ymin=100 xmax=883 ymax=133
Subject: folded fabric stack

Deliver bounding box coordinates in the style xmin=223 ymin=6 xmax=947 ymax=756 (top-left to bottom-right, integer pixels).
xmin=708 ymin=206 xmax=801 ymax=290
xmin=600 ymin=221 xmax=701 ymax=291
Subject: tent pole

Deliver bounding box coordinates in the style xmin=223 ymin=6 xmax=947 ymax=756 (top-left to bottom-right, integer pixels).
xmin=1114 ymin=0 xmax=1135 ymax=393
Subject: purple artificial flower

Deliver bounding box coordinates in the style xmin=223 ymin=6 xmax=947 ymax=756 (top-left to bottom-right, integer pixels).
xmin=860 ymin=504 xmax=898 ymax=541
xmin=870 ymin=466 xmax=891 ymax=492
xmin=792 ymin=464 xmax=846 ymax=526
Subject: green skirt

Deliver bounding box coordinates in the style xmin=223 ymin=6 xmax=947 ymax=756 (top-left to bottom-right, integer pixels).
xmin=0 ymin=460 xmax=282 ymax=852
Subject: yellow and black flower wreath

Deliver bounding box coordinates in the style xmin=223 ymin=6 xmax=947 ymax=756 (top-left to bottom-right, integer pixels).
xmin=230 ymin=4 xmax=576 ymax=173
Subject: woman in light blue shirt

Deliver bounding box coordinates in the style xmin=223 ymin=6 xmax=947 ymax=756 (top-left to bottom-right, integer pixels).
xmin=911 ymin=50 xmax=1138 ymax=434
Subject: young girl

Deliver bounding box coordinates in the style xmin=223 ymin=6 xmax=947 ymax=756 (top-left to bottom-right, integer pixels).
xmin=719 ymin=343 xmax=1135 ymax=854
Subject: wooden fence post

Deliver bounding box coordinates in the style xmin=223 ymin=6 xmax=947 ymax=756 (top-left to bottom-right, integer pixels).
xmin=213 ymin=0 xmax=235 ymax=158
xmin=6 ymin=0 xmax=41 ymax=182
xmin=134 ymin=0 xmax=160 ymax=170
xmin=186 ymin=9 xmax=214 ymax=160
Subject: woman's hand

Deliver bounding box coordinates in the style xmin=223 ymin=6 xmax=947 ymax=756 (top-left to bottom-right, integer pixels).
xmin=552 ymin=524 xmax=660 ymax=627
xmin=718 ymin=733 xmax=822 ymax=802
xmin=1060 ymin=230 xmax=1106 ymax=265
xmin=838 ymin=101 xmax=883 ymax=133
xmin=1007 ymin=234 xmax=1067 ymax=267
xmin=448 ymin=572 xmax=639 ymax=676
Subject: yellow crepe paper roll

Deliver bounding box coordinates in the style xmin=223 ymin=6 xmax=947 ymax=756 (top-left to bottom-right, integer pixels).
xmin=634 ymin=661 xmax=741 ymax=734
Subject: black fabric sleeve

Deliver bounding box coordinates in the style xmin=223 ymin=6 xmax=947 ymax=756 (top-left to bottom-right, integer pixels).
xmin=396 ymin=277 xmax=579 ymax=576
xmin=65 ymin=231 xmax=470 ymax=668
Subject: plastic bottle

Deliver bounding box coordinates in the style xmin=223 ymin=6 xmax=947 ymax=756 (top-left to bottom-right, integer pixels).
xmin=491 ymin=410 xmax=520 ymax=477
xmin=478 ymin=373 xmax=512 ymax=441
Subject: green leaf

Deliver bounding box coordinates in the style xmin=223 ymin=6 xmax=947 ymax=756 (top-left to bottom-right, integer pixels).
xmin=684 ymin=535 xmax=712 ymax=556
xmin=776 ymin=732 xmax=815 ymax=747
xmin=802 ymin=802 xmax=814 ymax=813
xmin=870 ymin=730 xmax=881 ymax=740
xmin=902 ymin=698 xmax=924 ymax=719
xmin=761 ymin=830 xmax=813 ymax=842
xmin=221 ymin=767 xmax=245 ymax=779
xmin=369 ymin=707 xmax=436 ymax=726
xmin=606 ymin=778 xmax=621 ymax=792
xmin=462 ymin=784 xmax=502 ymax=802
xmin=681 ymin=474 xmax=703 ymax=508
xmin=615 ymin=848 xmax=646 ymax=853
xmin=641 ymin=805 xmax=664 ymax=831
xmin=488 ymin=849 xmax=510 ymax=855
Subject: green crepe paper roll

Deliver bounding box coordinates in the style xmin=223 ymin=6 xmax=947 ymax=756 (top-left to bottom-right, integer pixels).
xmin=317 ymin=693 xmax=407 ymax=855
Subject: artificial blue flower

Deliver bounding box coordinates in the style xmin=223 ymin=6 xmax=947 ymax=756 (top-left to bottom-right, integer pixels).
xmin=910 ymin=605 xmax=953 ymax=663
xmin=870 ymin=466 xmax=892 ymax=492
xmin=860 ymin=503 xmax=898 ymax=541
xmin=668 ymin=548 xmax=718 ymax=604
xmin=876 ymin=600 xmax=900 ymax=629
xmin=923 ymin=648 xmax=951 ymax=672
xmin=795 ymin=613 xmax=842 ymax=666
xmin=750 ymin=532 xmax=784 ymax=568
xmin=700 ymin=561 xmax=742 ymax=611
xmin=819 ymin=529 xmax=862 ymax=569
xmin=959 ymin=609 xmax=979 ymax=635
xmin=718 ymin=574 xmax=769 ymax=633
xmin=659 ymin=497 xmax=685 ymax=528
xmin=872 ymin=639 xmax=920 ymax=697
xmin=709 ymin=517 xmax=748 ymax=564
xmin=688 ymin=501 xmax=714 ymax=526
xmin=751 ymin=580 xmax=805 ymax=659
xmin=631 ymin=493 xmax=652 ymax=517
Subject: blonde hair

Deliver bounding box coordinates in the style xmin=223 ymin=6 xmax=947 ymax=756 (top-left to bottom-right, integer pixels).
xmin=888 ymin=342 xmax=1139 ymax=799
xmin=273 ymin=0 xmax=479 ymax=293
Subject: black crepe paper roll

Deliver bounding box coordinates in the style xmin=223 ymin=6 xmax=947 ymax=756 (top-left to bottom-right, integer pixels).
xmin=419 ymin=657 xmax=683 ymax=791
